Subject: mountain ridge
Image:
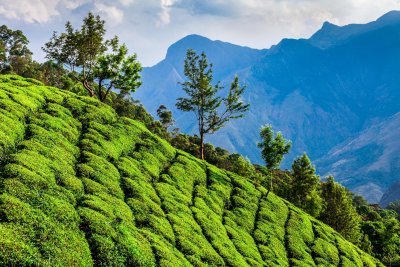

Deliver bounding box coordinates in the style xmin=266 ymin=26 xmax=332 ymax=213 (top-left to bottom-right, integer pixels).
xmin=309 ymin=10 xmax=400 ymax=48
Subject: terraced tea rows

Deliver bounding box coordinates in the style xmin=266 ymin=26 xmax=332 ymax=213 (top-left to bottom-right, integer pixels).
xmin=0 ymin=75 xmax=383 ymax=266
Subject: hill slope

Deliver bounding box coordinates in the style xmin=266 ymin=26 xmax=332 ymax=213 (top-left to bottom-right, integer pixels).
xmin=0 ymin=75 xmax=382 ymax=266
xmin=316 ymin=113 xmax=400 ymax=203
xmin=137 ymin=11 xmax=400 ymax=203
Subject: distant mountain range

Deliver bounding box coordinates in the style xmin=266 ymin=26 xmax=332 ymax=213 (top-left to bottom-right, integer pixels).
xmin=136 ymin=11 xmax=400 ymax=203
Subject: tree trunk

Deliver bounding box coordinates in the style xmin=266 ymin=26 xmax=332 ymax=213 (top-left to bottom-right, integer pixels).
xmin=200 ymin=131 xmax=204 ymax=160
xmin=83 ymin=80 xmax=95 ymax=97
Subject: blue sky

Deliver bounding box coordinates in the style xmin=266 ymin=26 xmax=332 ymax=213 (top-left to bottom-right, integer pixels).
xmin=1 ymin=0 xmax=400 ymax=66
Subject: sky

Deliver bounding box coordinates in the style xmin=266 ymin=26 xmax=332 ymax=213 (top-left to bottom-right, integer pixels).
xmin=1 ymin=0 xmax=400 ymax=66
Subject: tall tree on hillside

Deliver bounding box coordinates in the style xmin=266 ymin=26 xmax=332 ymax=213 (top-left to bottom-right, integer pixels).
xmin=289 ymin=153 xmax=322 ymax=216
xmin=176 ymin=49 xmax=250 ymax=160
xmin=319 ymin=176 xmax=361 ymax=243
xmin=157 ymin=105 xmax=174 ymax=130
xmin=42 ymin=12 xmax=142 ymax=102
xmin=0 ymin=25 xmax=33 ymax=75
xmin=258 ymin=125 xmax=291 ymax=197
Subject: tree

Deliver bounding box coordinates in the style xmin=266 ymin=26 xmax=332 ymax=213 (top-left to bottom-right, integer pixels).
xmin=362 ymin=219 xmax=400 ymax=266
xmin=257 ymin=125 xmax=291 ymax=197
xmin=0 ymin=25 xmax=33 ymax=75
xmin=176 ymin=49 xmax=250 ymax=160
xmin=157 ymin=105 xmax=174 ymax=130
xmin=387 ymin=200 xmax=400 ymax=216
xmin=258 ymin=125 xmax=291 ymax=169
xmin=289 ymin=153 xmax=322 ymax=216
xmin=170 ymin=133 xmax=200 ymax=157
xmin=226 ymin=153 xmax=256 ymax=178
xmin=319 ymin=176 xmax=361 ymax=243
xmin=42 ymin=12 xmax=142 ymax=102
xmin=380 ymin=219 xmax=400 ymax=267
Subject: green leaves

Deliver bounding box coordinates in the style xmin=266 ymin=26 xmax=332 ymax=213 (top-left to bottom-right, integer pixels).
xmin=0 ymin=25 xmax=33 ymax=75
xmin=258 ymin=125 xmax=291 ymax=170
xmin=93 ymin=43 xmax=142 ymax=101
xmin=157 ymin=105 xmax=174 ymax=130
xmin=289 ymin=153 xmax=322 ymax=217
xmin=319 ymin=176 xmax=361 ymax=244
xmin=176 ymin=49 xmax=249 ymax=159
xmin=43 ymin=12 xmax=142 ymax=102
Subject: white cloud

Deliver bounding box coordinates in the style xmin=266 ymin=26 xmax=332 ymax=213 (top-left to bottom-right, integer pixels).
xmin=119 ymin=0 xmax=134 ymax=7
xmin=170 ymin=0 xmax=400 ymax=26
xmin=163 ymin=0 xmax=400 ymax=46
xmin=157 ymin=0 xmax=177 ymax=26
xmin=94 ymin=3 xmax=124 ymax=25
xmin=0 ymin=0 xmax=61 ymax=23
xmin=1 ymin=0 xmax=400 ymax=65
xmin=0 ymin=0 xmax=128 ymax=24
xmin=62 ymin=0 xmax=88 ymax=10
xmin=0 ymin=0 xmax=93 ymax=23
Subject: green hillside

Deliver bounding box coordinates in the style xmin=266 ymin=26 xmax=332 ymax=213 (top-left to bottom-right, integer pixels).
xmin=0 ymin=75 xmax=383 ymax=266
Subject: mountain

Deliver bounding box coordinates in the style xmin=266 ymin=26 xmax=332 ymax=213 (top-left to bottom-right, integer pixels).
xmin=0 ymin=75 xmax=382 ymax=266
xmin=380 ymin=181 xmax=400 ymax=207
xmin=316 ymin=113 xmax=400 ymax=203
xmin=137 ymin=11 xmax=400 ymax=203
xmin=309 ymin=11 xmax=400 ymax=48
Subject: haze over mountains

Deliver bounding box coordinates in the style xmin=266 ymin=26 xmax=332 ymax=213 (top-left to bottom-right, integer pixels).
xmin=136 ymin=11 xmax=400 ymax=203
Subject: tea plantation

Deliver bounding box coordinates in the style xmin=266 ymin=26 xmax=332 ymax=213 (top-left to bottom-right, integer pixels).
xmin=0 ymin=75 xmax=383 ymax=266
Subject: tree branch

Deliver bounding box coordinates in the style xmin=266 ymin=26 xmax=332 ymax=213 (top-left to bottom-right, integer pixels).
xmin=103 ymin=81 xmax=114 ymax=101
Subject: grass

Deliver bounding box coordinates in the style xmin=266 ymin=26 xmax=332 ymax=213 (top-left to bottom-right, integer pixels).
xmin=0 ymin=75 xmax=385 ymax=267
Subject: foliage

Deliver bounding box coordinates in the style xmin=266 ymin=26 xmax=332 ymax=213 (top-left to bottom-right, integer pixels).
xmin=42 ymin=12 xmax=142 ymax=102
xmin=266 ymin=169 xmax=293 ymax=198
xmin=157 ymin=104 xmax=174 ymax=130
xmin=319 ymin=176 xmax=361 ymax=243
xmin=0 ymin=75 xmax=383 ymax=266
xmin=0 ymin=25 xmax=33 ymax=76
xmin=352 ymin=196 xmax=400 ymax=266
xmin=111 ymin=95 xmax=169 ymax=139
xmin=361 ymin=219 xmax=400 ymax=266
xmin=258 ymin=124 xmax=291 ymax=170
xmin=387 ymin=200 xmax=400 ymax=216
xmin=258 ymin=125 xmax=291 ymax=197
xmin=176 ymin=49 xmax=249 ymax=159
xmin=289 ymin=153 xmax=323 ymax=217
xmin=171 ymin=133 xmax=257 ymax=178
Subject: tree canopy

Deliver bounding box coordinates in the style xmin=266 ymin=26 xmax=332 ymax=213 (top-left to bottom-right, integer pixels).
xmin=176 ymin=49 xmax=249 ymax=159
xmin=289 ymin=153 xmax=322 ymax=216
xmin=42 ymin=12 xmax=142 ymax=102
xmin=157 ymin=105 xmax=174 ymax=130
xmin=0 ymin=25 xmax=32 ymax=75
xmin=257 ymin=124 xmax=291 ymax=197
xmin=319 ymin=176 xmax=361 ymax=243
xmin=258 ymin=125 xmax=291 ymax=170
